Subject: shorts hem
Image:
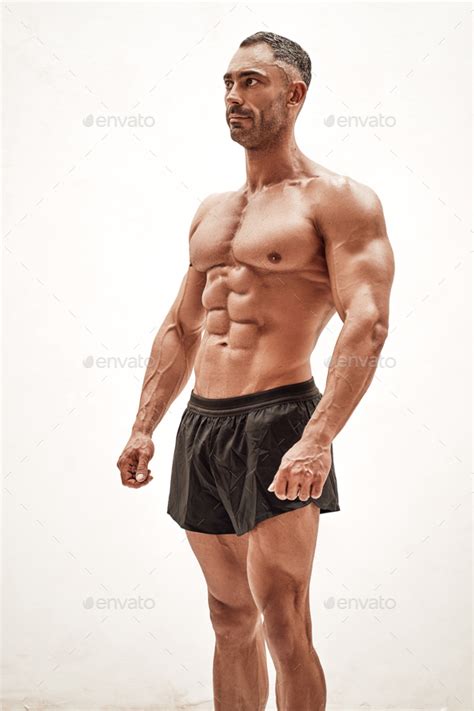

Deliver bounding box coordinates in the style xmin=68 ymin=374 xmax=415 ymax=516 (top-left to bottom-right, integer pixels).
xmin=166 ymin=510 xmax=236 ymax=535
xmin=253 ymin=499 xmax=340 ymax=527
xmin=167 ymin=502 xmax=340 ymax=537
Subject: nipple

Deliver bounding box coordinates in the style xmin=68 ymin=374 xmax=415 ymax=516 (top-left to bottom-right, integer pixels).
xmin=267 ymin=251 xmax=282 ymax=263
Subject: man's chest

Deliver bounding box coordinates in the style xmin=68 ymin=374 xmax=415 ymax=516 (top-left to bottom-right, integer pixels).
xmin=190 ymin=190 xmax=324 ymax=273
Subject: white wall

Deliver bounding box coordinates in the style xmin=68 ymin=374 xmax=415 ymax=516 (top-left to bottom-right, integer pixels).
xmin=2 ymin=2 xmax=471 ymax=709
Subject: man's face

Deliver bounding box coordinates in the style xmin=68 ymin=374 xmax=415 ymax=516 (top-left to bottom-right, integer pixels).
xmin=223 ymin=44 xmax=293 ymax=149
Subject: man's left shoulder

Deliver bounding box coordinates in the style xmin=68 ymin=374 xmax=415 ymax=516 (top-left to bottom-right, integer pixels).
xmin=307 ymin=172 xmax=383 ymax=217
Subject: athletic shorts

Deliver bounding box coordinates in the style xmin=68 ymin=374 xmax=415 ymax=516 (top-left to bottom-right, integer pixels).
xmin=166 ymin=376 xmax=340 ymax=537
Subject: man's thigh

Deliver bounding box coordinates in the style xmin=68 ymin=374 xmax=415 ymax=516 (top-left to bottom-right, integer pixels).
xmin=247 ymin=505 xmax=320 ymax=612
xmin=185 ymin=530 xmax=258 ymax=610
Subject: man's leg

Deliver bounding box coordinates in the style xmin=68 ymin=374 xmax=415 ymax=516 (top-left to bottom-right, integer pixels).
xmin=186 ymin=530 xmax=269 ymax=710
xmin=247 ymin=504 xmax=325 ymax=711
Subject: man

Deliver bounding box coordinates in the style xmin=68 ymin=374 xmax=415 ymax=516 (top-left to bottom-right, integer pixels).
xmin=117 ymin=31 xmax=394 ymax=711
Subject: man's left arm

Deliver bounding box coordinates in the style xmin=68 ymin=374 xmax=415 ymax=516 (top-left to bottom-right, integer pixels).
xmin=268 ymin=177 xmax=395 ymax=501
xmin=304 ymin=178 xmax=395 ymax=447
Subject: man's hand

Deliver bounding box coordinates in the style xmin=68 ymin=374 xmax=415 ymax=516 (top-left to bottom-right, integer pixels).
xmin=116 ymin=432 xmax=155 ymax=489
xmin=267 ymin=437 xmax=332 ymax=501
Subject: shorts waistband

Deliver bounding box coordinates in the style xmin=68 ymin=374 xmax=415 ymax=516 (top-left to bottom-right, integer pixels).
xmin=187 ymin=377 xmax=321 ymax=416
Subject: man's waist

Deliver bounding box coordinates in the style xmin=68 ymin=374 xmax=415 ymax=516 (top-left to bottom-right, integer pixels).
xmin=187 ymin=376 xmax=321 ymax=416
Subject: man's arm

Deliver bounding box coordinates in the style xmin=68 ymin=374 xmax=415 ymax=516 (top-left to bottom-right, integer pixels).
xmin=131 ymin=264 xmax=206 ymax=437
xmin=303 ymin=177 xmax=395 ymax=446
xmin=131 ymin=196 xmax=219 ymax=436
xmin=116 ymin=194 xmax=217 ymax=488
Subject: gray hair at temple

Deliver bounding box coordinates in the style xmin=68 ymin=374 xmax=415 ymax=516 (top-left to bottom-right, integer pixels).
xmin=239 ymin=31 xmax=312 ymax=89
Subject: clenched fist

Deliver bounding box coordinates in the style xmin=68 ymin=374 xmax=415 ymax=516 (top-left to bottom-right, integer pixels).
xmin=267 ymin=436 xmax=331 ymax=501
xmin=116 ymin=432 xmax=155 ymax=489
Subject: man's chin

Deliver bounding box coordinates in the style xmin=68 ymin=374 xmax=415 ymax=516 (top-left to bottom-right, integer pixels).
xmin=230 ymin=135 xmax=250 ymax=147
xmin=229 ymin=129 xmax=243 ymax=143
xmin=229 ymin=127 xmax=254 ymax=147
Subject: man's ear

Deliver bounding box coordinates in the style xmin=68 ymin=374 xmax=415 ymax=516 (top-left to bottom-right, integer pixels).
xmin=288 ymin=81 xmax=307 ymax=108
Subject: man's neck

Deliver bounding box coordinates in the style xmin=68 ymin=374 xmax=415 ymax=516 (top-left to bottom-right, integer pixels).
xmin=243 ymin=137 xmax=310 ymax=194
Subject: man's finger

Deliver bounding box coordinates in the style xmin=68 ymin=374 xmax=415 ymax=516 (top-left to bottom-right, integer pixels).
xmin=120 ymin=462 xmax=137 ymax=486
xmin=286 ymin=477 xmax=302 ymax=500
xmin=268 ymin=470 xmax=288 ymax=500
xmin=135 ymin=456 xmax=150 ymax=482
xmin=267 ymin=470 xmax=281 ymax=492
xmin=297 ymin=479 xmax=312 ymax=501
xmin=135 ymin=470 xmax=154 ymax=486
xmin=125 ymin=469 xmax=153 ymax=488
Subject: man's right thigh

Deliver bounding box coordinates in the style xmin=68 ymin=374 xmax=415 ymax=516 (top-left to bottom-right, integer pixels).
xmin=185 ymin=530 xmax=259 ymax=613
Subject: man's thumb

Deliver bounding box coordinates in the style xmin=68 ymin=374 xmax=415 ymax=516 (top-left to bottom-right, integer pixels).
xmin=135 ymin=457 xmax=149 ymax=482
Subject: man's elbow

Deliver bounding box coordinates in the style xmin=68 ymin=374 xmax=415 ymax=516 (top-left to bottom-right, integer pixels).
xmin=176 ymin=306 xmax=206 ymax=344
xmin=370 ymin=319 xmax=389 ymax=349
xmin=350 ymin=308 xmax=389 ymax=349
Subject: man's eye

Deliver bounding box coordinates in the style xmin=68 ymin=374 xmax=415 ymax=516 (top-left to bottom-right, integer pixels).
xmin=224 ymin=78 xmax=258 ymax=90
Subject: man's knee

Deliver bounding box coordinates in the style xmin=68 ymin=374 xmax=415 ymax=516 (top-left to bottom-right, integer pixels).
xmin=208 ymin=593 xmax=260 ymax=647
xmin=262 ymin=586 xmax=312 ymax=660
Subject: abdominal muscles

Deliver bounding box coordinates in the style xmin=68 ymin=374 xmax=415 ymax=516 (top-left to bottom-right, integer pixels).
xmin=192 ymin=262 xmax=334 ymax=397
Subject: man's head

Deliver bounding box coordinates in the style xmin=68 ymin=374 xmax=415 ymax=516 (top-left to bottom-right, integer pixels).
xmin=224 ymin=31 xmax=312 ymax=149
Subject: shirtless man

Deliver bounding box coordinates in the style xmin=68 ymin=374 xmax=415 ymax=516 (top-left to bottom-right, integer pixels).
xmin=117 ymin=31 xmax=394 ymax=711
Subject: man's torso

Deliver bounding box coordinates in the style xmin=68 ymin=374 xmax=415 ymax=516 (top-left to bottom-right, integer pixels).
xmin=191 ymin=164 xmax=343 ymax=397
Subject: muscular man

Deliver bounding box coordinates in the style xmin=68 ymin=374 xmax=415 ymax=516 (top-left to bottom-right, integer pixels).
xmin=117 ymin=31 xmax=394 ymax=711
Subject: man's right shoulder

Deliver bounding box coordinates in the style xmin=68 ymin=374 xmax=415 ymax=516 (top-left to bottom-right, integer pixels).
xmin=189 ymin=191 xmax=230 ymax=237
xmin=197 ymin=191 xmax=231 ymax=213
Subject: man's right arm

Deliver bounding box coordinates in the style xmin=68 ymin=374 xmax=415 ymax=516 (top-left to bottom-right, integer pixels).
xmin=130 ymin=264 xmax=206 ymax=437
xmin=116 ymin=194 xmax=218 ymax=487
xmin=131 ymin=194 xmax=220 ymax=436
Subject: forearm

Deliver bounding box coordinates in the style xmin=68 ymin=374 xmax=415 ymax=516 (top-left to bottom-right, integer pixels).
xmin=131 ymin=313 xmax=202 ymax=436
xmin=303 ymin=318 xmax=388 ymax=445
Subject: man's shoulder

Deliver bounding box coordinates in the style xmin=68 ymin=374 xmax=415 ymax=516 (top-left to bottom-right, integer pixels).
xmin=198 ymin=190 xmax=235 ymax=210
xmin=188 ymin=192 xmax=231 ymax=237
xmin=306 ymin=170 xmax=388 ymax=248
xmin=308 ymin=170 xmax=382 ymax=213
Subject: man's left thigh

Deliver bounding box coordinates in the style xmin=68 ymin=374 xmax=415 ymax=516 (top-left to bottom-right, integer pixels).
xmin=246 ymin=504 xmax=320 ymax=612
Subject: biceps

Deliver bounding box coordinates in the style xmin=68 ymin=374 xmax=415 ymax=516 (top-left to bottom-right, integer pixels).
xmin=326 ymin=237 xmax=394 ymax=324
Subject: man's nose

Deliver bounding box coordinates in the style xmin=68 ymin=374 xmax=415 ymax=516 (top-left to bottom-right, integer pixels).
xmin=226 ymin=85 xmax=243 ymax=106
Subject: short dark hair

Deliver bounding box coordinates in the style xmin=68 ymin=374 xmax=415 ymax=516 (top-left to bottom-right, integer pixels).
xmin=239 ymin=31 xmax=312 ymax=88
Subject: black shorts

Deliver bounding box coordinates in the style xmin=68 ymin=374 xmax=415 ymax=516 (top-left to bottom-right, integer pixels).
xmin=166 ymin=376 xmax=340 ymax=536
